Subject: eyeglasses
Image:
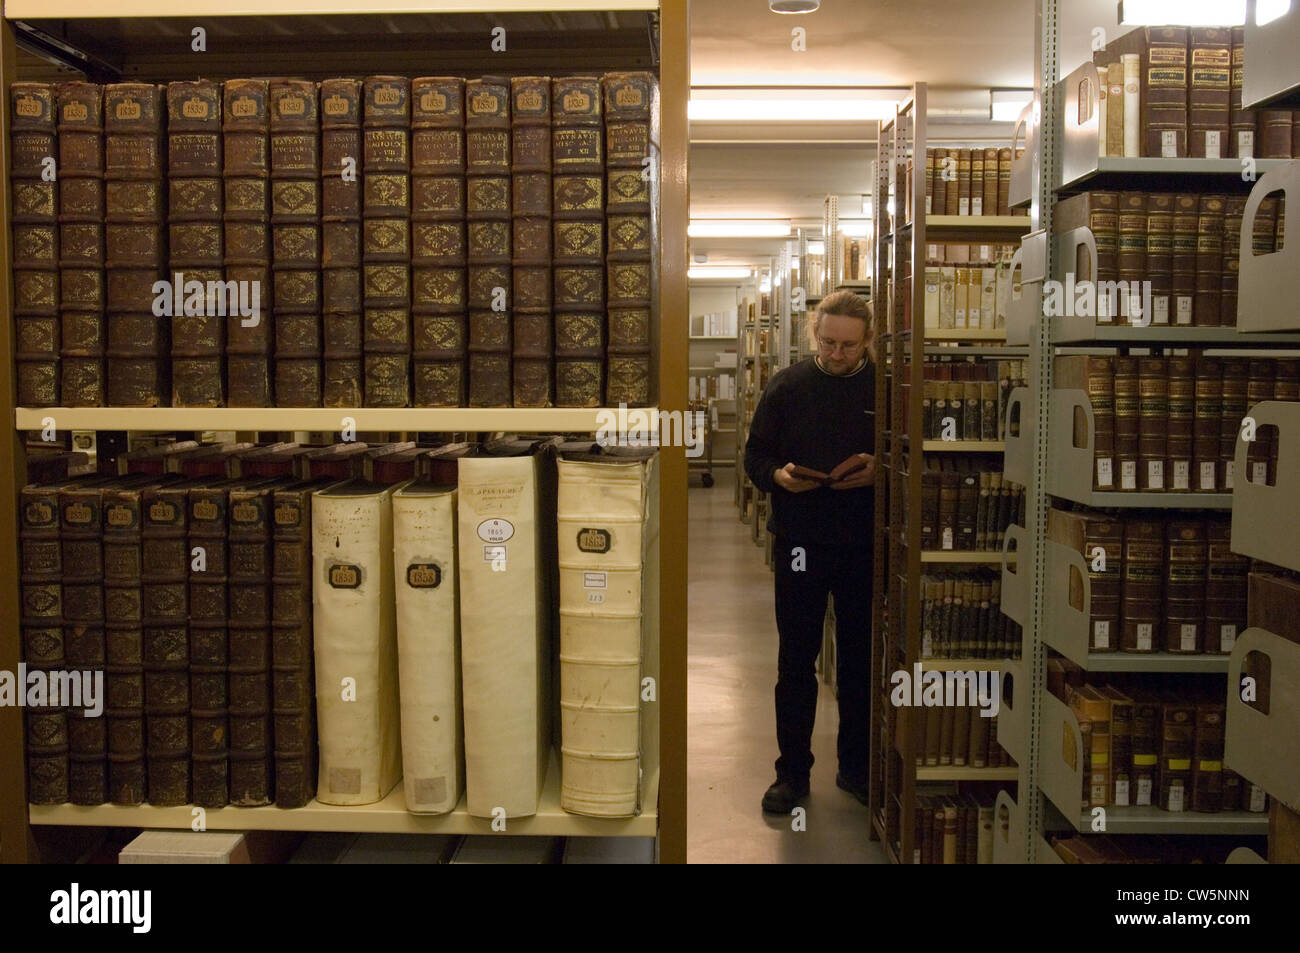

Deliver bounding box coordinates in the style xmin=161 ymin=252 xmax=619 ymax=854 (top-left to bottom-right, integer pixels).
xmin=817 ymin=336 xmax=866 ymax=356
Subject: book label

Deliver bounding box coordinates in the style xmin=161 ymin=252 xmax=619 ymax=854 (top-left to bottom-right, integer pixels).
xmin=1097 ymin=458 xmax=1113 ymax=488
xmin=1121 ymin=461 xmax=1137 ymax=490
xmin=942 ymin=528 xmax=954 ymax=550
xmin=406 ymin=563 xmax=442 ymax=589
xmin=959 ymin=197 xmax=969 ymax=216
xmin=327 ymin=563 xmax=361 ymax=589
xmin=1168 ymin=781 xmax=1185 ymax=812
xmin=1175 ymin=296 xmax=1193 ymax=324
xmin=1147 ymin=460 xmax=1164 ymax=489
xmin=1136 ymin=776 xmax=1153 ymax=806
xmin=1093 ymin=620 xmax=1110 ymax=649
xmin=1249 ymin=785 xmax=1266 ymax=811
xmin=577 ymin=528 xmax=611 ymax=553
xmin=1200 ymin=462 xmax=1216 ymax=490
xmin=972 ymin=197 xmax=982 ymax=216
xmin=1172 ymin=460 xmax=1189 ymax=490
xmin=476 ymin=518 xmax=514 ymax=543
xmin=1136 ymin=623 xmax=1153 ymax=651
xmin=1224 ymin=460 xmax=1234 ymax=489
xmin=1238 ymin=131 xmax=1254 ymax=157
xmin=582 ymin=571 xmax=607 ymax=589
xmin=1205 ymin=130 xmax=1221 ymax=158
xmin=1220 ymin=624 xmax=1236 ymax=651
xmin=1161 ymin=131 xmax=1178 ymax=157
xmin=1153 ymin=296 xmax=1169 ymax=324
xmin=1180 ymin=624 xmax=1197 ymax=651
xmin=1251 ymin=461 xmax=1267 ymax=484
xmin=1114 ymin=780 xmax=1129 ymax=806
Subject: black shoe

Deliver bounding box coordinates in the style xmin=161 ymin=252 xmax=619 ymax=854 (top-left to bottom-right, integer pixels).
xmin=836 ymin=773 xmax=870 ymax=806
xmin=761 ymin=777 xmax=810 ymax=814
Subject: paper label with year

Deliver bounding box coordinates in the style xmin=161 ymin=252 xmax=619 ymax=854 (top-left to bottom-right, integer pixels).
xmin=1172 ymin=460 xmax=1189 ymax=490
xmin=1180 ymin=623 xmax=1197 ymax=651
xmin=1094 ymin=620 xmax=1110 ymax=649
xmin=1136 ymin=623 xmax=1153 ymax=651
xmin=1147 ymin=460 xmax=1164 ymax=489
xmin=1200 ymin=462 xmax=1216 ymax=491
xmin=1220 ymin=624 xmax=1237 ymax=651
xmin=1121 ymin=461 xmax=1137 ymax=490
xmin=1136 ymin=777 xmax=1153 ymax=806
xmin=1097 ymin=458 xmax=1114 ymax=488
xmin=1114 ymin=780 xmax=1130 ymax=807
xmin=1167 ymin=782 xmax=1185 ymax=812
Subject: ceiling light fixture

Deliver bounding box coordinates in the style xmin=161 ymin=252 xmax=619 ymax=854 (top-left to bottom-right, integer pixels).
xmin=1117 ymin=0 xmax=1244 ymax=24
xmin=807 ymin=241 xmax=826 ymax=255
xmin=688 ymin=220 xmax=793 ymax=238
xmin=689 ymin=266 xmax=755 ymax=280
xmin=689 ymin=87 xmax=904 ymax=122
xmin=769 ymin=0 xmax=820 ymax=12
xmin=991 ymin=88 xmax=1034 ymax=123
xmin=838 ymin=219 xmax=871 ymax=238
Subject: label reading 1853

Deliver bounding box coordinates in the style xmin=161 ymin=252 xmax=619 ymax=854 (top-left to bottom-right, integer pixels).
xmin=577 ymin=527 xmax=611 ymax=553
xmin=406 ymin=562 xmax=442 ymax=589
xmin=328 ymin=563 xmax=362 ymax=589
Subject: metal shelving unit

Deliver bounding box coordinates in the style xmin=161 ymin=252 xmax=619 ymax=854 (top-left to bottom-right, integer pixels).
xmin=0 ymin=0 xmax=689 ymax=864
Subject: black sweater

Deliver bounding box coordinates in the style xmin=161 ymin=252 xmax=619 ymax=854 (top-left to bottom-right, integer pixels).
xmin=743 ymin=356 xmax=876 ymax=547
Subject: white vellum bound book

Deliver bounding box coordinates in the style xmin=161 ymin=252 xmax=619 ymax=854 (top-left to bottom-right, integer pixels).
xmin=458 ymin=443 xmax=556 ymax=818
xmin=556 ymin=450 xmax=658 ymax=816
xmin=392 ymin=483 xmax=463 ymax=814
xmin=311 ymin=481 xmax=404 ymax=805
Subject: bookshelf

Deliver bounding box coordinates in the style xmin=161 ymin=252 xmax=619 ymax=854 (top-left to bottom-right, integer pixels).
xmin=868 ymin=85 xmax=1029 ymax=865
xmin=0 ymin=0 xmax=689 ymax=864
xmin=993 ymin=5 xmax=1294 ymax=861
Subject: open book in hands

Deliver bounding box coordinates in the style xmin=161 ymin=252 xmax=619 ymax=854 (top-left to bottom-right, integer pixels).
xmin=788 ymin=455 xmax=872 ymax=486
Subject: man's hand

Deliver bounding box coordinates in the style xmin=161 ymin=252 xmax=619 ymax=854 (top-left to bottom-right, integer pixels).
xmin=773 ymin=463 xmax=821 ymax=493
xmin=831 ymin=453 xmax=876 ymax=489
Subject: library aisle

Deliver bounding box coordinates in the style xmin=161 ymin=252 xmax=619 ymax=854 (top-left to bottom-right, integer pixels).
xmin=688 ymin=470 xmax=885 ymax=864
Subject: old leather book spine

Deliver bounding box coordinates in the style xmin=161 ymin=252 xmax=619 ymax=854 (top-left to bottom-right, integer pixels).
xmin=604 ymin=72 xmax=654 ymax=406
xmin=996 ymin=147 xmax=1011 ymax=215
xmin=223 ymin=79 xmax=273 ymax=406
xmin=271 ymin=483 xmax=320 ymax=807
xmin=981 ymin=147 xmax=998 ymax=217
xmin=1245 ymin=359 xmax=1276 ymax=487
xmin=923 ymin=149 xmax=934 ymax=213
xmin=187 ymin=483 xmax=230 ymax=807
xmin=956 ymin=471 xmax=978 ymax=552
xmin=1205 ymin=516 xmax=1247 ymax=653
xmin=12 ymin=83 xmax=60 ymax=407
xmin=1194 ymin=194 xmax=1225 ymax=327
xmin=1058 ymin=191 xmax=1119 ymax=320
xmin=937 ymin=471 xmax=959 ymax=551
xmin=1193 ymin=355 xmax=1222 ymax=492
xmin=1113 ymin=355 xmax=1140 ymax=491
xmin=320 ymin=78 xmax=364 ymax=407
xmin=1117 ymin=191 xmax=1146 ymax=322
xmin=167 ymin=80 xmax=225 ymax=407
xmin=1221 ymin=194 xmax=1246 ymax=328
xmin=1137 ymin=357 xmax=1168 ymax=491
xmin=511 ymin=76 xmax=553 ymax=407
xmin=410 ymin=76 xmax=467 ymax=407
xmin=1160 ymin=702 xmax=1195 ymax=811
xmin=1105 ymin=62 xmax=1124 ymax=157
xmin=1219 ymin=358 xmax=1249 ymax=491
xmin=1258 ymin=110 xmax=1293 ymax=158
xmin=56 ymin=81 xmax=106 ymax=407
xmin=1088 ymin=516 xmax=1123 ymax=652
xmin=1171 ymin=193 xmax=1199 ymax=327
xmin=1089 ymin=356 xmax=1115 ymax=490
xmin=1251 ymin=195 xmax=1279 ymax=261
xmin=551 ymin=76 xmax=605 ymax=406
xmin=931 ymin=148 xmax=948 ymax=217
xmin=1145 ymin=193 xmax=1173 ymax=325
xmin=271 ymin=80 xmax=323 ymax=406
xmin=105 ymin=83 xmax=168 ymax=406
xmin=1188 ymin=28 xmax=1231 ymax=158
xmin=1166 ymin=355 xmax=1195 ymax=492
xmin=1229 ymin=26 xmax=1256 ymax=158
xmin=59 ymin=483 xmax=107 ymax=804
xmin=102 ymin=485 xmax=148 ymax=804
xmin=1143 ymin=27 xmax=1189 ymax=157
xmin=362 ymin=76 xmax=412 ymax=407
xmin=1192 ymin=703 xmax=1225 ymax=811
xmin=22 ymin=484 xmax=69 ymax=804
xmin=954 ymin=148 xmax=971 ymax=216
xmin=1121 ymin=518 xmax=1164 ymax=652
xmin=141 ymin=484 xmax=191 ymax=804
xmin=941 ymin=149 xmax=959 ymax=216
xmin=1164 ymin=519 xmax=1206 ymax=653
xmin=227 ymin=483 xmax=275 ymax=805
xmin=461 ymin=76 xmax=511 ymax=406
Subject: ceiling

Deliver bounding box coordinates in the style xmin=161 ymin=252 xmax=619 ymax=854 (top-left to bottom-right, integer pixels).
xmin=688 ymin=0 xmax=1121 ymax=271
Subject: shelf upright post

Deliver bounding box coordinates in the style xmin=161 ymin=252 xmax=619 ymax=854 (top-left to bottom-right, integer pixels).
xmin=0 ymin=17 xmax=33 ymax=865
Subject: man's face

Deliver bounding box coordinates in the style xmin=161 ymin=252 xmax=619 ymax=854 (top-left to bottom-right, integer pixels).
xmin=816 ymin=313 xmax=870 ymax=375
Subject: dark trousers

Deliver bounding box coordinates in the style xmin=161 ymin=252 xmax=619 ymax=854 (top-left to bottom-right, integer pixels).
xmin=772 ymin=537 xmax=873 ymax=784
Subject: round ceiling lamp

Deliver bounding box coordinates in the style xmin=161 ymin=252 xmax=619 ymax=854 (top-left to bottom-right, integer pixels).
xmin=770 ymin=0 xmax=820 ymax=12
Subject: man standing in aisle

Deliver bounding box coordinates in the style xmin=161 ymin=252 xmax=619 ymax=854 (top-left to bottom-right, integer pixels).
xmin=744 ymin=289 xmax=876 ymax=815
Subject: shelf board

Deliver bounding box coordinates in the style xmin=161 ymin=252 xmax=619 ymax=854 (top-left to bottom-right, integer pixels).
xmin=5 ymin=0 xmax=658 ymax=15
xmin=1050 ymin=324 xmax=1300 ymax=345
xmin=1048 ymin=488 xmax=1233 ymax=510
xmin=921 ymin=440 xmax=1005 ymax=452
xmin=891 ymin=328 xmax=1008 ymax=342
xmin=1059 ymin=157 xmax=1291 ymax=193
xmin=1056 ymin=805 xmax=1271 ymax=836
xmin=14 ymin=406 xmax=659 ymax=433
xmin=913 ymin=657 xmax=1019 ymax=670
xmin=29 ymin=753 xmax=658 ymax=837
xmin=1077 ymin=652 xmax=1233 ymax=673
xmin=689 ymin=336 xmax=738 ymax=341
xmin=916 ymin=766 xmax=1019 ymax=781
xmin=923 ymin=215 xmax=1032 ymax=241
xmin=919 ymin=550 xmax=1011 ymax=564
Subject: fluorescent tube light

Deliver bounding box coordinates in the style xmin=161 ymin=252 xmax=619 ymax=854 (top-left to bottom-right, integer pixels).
xmin=688 ymin=220 xmax=792 ymax=238
xmin=807 ymin=241 xmax=826 ymax=255
xmin=689 ymin=266 xmax=754 ymax=280
xmin=991 ymin=89 xmax=1033 ymax=123
xmin=862 ymin=196 xmax=872 ymax=217
xmin=839 ymin=219 xmax=871 ymax=238
xmin=1118 ymin=0 xmax=1245 ymax=24
xmin=689 ymin=88 xmax=903 ymax=122
xmin=770 ymin=0 xmax=820 ymax=11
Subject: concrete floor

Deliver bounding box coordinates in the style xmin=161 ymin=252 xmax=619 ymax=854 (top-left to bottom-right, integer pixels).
xmin=687 ymin=468 xmax=887 ymax=864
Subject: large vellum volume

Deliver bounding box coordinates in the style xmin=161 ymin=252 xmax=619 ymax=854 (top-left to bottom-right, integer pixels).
xmin=556 ymin=452 xmax=657 ymax=816
xmin=458 ymin=453 xmax=550 ymax=817
xmin=1122 ymin=54 xmax=1140 ymax=159
xmin=311 ymin=482 xmax=403 ymax=805
xmin=392 ymin=485 xmax=462 ymax=813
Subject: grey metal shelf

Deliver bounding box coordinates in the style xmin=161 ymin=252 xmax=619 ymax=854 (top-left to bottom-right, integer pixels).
xmin=1226 ymin=627 xmax=1300 ymax=811
xmin=991 ymin=790 xmax=1027 ymax=865
xmin=1231 ymin=401 xmax=1300 ymax=571
xmin=1244 ymin=1 xmax=1300 ymax=109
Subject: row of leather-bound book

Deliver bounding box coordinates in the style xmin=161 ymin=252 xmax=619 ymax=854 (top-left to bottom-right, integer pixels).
xmin=10 ymin=71 xmax=655 ymax=410
xmin=22 ymin=436 xmax=657 ymax=818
